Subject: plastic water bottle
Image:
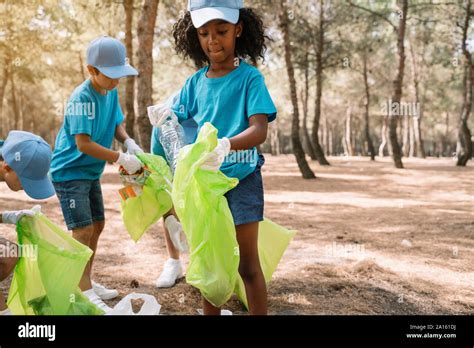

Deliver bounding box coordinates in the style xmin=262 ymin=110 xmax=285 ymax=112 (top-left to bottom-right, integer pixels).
xmin=158 ymin=111 xmax=185 ymax=173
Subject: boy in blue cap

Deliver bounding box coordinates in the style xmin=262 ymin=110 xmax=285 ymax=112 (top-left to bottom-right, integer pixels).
xmin=0 ymin=131 xmax=56 ymax=315
xmin=50 ymin=36 xmax=142 ymax=312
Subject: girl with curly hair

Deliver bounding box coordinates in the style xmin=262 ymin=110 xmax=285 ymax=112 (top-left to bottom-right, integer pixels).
xmin=154 ymin=0 xmax=277 ymax=315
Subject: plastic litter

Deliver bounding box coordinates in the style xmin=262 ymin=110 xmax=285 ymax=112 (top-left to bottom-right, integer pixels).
xmin=108 ymin=293 xmax=161 ymax=315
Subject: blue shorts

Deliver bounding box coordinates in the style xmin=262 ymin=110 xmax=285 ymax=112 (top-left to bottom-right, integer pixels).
xmin=225 ymin=154 xmax=265 ymax=226
xmin=53 ymin=180 xmax=105 ymax=230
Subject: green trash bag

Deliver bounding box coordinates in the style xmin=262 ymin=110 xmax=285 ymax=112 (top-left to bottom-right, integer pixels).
xmin=172 ymin=122 xmax=240 ymax=307
xmin=234 ymin=219 xmax=297 ymax=310
xmin=28 ymin=290 xmax=104 ymax=315
xmin=120 ymin=153 xmax=173 ymax=242
xmin=7 ymin=213 xmax=103 ymax=315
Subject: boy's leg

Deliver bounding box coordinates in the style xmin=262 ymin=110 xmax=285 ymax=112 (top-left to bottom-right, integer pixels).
xmin=89 ymin=220 xmax=105 ymax=269
xmin=236 ymin=222 xmax=267 ymax=315
xmin=0 ymin=238 xmax=18 ymax=311
xmin=0 ymin=292 xmax=6 ymax=311
xmin=53 ymin=180 xmax=97 ymax=291
xmin=72 ymin=225 xmax=94 ymax=291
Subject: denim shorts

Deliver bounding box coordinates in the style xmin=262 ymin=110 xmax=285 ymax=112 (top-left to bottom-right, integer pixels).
xmin=53 ymin=180 xmax=105 ymax=230
xmin=225 ymin=154 xmax=265 ymax=226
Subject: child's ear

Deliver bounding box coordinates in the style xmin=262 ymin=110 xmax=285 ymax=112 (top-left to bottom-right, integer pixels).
xmin=3 ymin=162 xmax=12 ymax=172
xmin=236 ymin=22 xmax=243 ymax=38
xmin=86 ymin=65 xmax=98 ymax=76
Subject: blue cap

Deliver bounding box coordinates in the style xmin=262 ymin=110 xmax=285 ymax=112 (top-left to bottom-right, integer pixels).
xmin=1 ymin=131 xmax=55 ymax=200
xmin=86 ymin=36 xmax=138 ymax=79
xmin=188 ymin=0 xmax=244 ymax=28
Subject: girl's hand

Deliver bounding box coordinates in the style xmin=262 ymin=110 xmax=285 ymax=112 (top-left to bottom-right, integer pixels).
xmin=200 ymin=138 xmax=231 ymax=171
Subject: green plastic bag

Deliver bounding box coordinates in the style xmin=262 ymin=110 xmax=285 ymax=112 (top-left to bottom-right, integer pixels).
xmin=28 ymin=290 xmax=104 ymax=315
xmin=234 ymin=219 xmax=297 ymax=310
xmin=172 ymin=122 xmax=297 ymax=309
xmin=7 ymin=213 xmax=103 ymax=315
xmin=120 ymin=153 xmax=173 ymax=242
xmin=172 ymin=122 xmax=240 ymax=307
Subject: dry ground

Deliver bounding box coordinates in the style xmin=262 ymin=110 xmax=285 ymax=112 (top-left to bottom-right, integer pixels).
xmin=1 ymin=155 xmax=473 ymax=315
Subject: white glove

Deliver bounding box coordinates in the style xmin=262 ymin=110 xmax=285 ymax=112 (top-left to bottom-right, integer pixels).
xmin=147 ymin=104 xmax=172 ymax=127
xmin=2 ymin=205 xmax=42 ymax=225
xmin=116 ymin=152 xmax=142 ymax=174
xmin=200 ymin=138 xmax=231 ymax=172
xmin=147 ymin=91 xmax=181 ymax=127
xmin=124 ymin=138 xmax=144 ymax=155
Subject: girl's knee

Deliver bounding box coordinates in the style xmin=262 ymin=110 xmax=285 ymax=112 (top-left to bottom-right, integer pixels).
xmin=238 ymin=262 xmax=261 ymax=282
xmin=0 ymin=256 xmax=18 ymax=280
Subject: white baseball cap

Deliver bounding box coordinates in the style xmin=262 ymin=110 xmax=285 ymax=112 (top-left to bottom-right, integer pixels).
xmin=188 ymin=0 xmax=244 ymax=28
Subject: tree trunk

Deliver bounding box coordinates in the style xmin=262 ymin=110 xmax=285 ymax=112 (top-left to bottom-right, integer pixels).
xmin=444 ymin=112 xmax=450 ymax=156
xmin=388 ymin=0 xmax=408 ymax=168
xmin=124 ymin=0 xmax=137 ymax=140
xmin=328 ymin=126 xmax=333 ymax=156
xmin=323 ymin=116 xmax=329 ymax=156
xmin=344 ymin=105 xmax=354 ymax=156
xmin=311 ymin=0 xmax=330 ymax=165
xmin=362 ymin=53 xmax=375 ymax=160
xmin=0 ymin=58 xmax=10 ymax=137
xmin=279 ymin=0 xmax=315 ymax=179
xmin=270 ymin=125 xmax=281 ymax=156
xmin=10 ymin=70 xmax=19 ymax=130
xmin=409 ymin=38 xmax=425 ymax=158
xmin=136 ymin=0 xmax=159 ymax=152
xmin=456 ymin=0 xmax=473 ymax=166
xmin=409 ymin=114 xmax=415 ymax=157
xmin=302 ymin=50 xmax=317 ymax=160
xmin=402 ymin=114 xmax=410 ymax=157
xmin=78 ymin=52 xmax=86 ymax=81
xmin=379 ymin=117 xmax=388 ymax=157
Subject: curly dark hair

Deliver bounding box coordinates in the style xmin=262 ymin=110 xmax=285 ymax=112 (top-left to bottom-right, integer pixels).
xmin=172 ymin=8 xmax=271 ymax=69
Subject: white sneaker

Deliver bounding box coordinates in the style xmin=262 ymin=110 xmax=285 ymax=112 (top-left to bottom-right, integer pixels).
xmin=197 ymin=309 xmax=232 ymax=315
xmin=0 ymin=308 xmax=12 ymax=315
xmin=92 ymin=281 xmax=119 ymax=300
xmin=164 ymin=216 xmax=188 ymax=252
xmin=83 ymin=288 xmax=112 ymax=314
xmin=155 ymin=258 xmax=183 ymax=288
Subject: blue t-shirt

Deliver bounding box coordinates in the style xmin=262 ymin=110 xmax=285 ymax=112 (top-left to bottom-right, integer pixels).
xmin=50 ymin=79 xmax=124 ymax=182
xmin=152 ymin=60 xmax=277 ymax=181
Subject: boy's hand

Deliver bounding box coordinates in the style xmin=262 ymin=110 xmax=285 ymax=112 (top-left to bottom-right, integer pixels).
xmin=200 ymin=138 xmax=231 ymax=172
xmin=124 ymin=138 xmax=143 ymax=155
xmin=2 ymin=205 xmax=42 ymax=225
xmin=116 ymin=152 xmax=142 ymax=174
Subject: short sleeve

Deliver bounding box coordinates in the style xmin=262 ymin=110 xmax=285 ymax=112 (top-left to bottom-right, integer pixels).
xmin=151 ymin=127 xmax=166 ymax=158
xmin=115 ymin=93 xmax=125 ymax=126
xmin=171 ymin=78 xmax=193 ymax=122
xmin=246 ymin=75 xmax=277 ymax=123
xmin=65 ymin=96 xmax=94 ymax=136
